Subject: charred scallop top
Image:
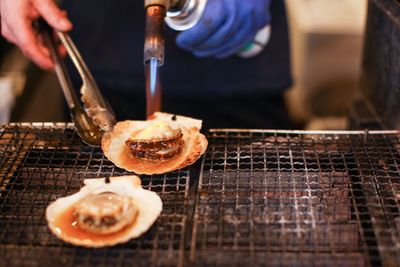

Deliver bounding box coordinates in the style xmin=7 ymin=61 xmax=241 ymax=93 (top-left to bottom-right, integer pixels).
xmin=75 ymin=192 xmax=138 ymax=235
xmin=125 ymin=121 xmax=184 ymax=162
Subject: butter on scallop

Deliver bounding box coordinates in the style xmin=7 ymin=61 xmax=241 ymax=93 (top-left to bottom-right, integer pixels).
xmin=101 ymin=112 xmax=208 ymax=175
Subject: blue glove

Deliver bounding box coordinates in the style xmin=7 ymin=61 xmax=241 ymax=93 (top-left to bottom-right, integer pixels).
xmin=176 ymin=0 xmax=272 ymax=59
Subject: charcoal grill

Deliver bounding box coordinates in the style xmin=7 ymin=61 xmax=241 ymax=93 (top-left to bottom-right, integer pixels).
xmin=1 ymin=123 xmax=400 ymax=267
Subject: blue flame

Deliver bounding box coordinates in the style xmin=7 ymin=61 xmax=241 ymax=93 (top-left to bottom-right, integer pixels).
xmin=149 ymin=58 xmax=158 ymax=97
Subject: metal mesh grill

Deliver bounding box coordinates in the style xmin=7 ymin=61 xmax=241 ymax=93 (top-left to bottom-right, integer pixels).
xmin=192 ymin=130 xmax=400 ymax=267
xmin=0 ymin=123 xmax=191 ymax=267
xmin=1 ymin=124 xmax=400 ymax=267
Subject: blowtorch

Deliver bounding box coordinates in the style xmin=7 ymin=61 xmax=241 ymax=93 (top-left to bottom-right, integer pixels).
xmin=143 ymin=0 xmax=207 ymax=118
xmin=143 ymin=0 xmax=271 ymax=117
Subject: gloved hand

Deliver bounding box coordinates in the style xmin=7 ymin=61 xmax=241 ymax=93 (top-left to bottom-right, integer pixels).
xmin=0 ymin=0 xmax=72 ymax=69
xmin=176 ymin=0 xmax=272 ymax=59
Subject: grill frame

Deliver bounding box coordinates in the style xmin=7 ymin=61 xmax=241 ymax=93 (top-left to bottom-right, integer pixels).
xmin=1 ymin=123 xmax=400 ymax=267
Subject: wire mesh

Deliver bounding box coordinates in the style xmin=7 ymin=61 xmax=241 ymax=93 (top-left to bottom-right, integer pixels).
xmin=0 ymin=125 xmax=400 ymax=267
xmin=191 ymin=130 xmax=400 ymax=267
xmin=0 ymin=123 xmax=191 ymax=267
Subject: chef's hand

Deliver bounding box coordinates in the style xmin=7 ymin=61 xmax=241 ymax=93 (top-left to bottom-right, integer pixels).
xmin=176 ymin=0 xmax=271 ymax=59
xmin=0 ymin=0 xmax=72 ymax=69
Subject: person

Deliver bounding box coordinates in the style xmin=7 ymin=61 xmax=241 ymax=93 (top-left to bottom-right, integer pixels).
xmin=0 ymin=0 xmax=292 ymax=129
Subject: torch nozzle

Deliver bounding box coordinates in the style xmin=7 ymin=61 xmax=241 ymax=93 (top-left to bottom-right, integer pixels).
xmin=144 ymin=5 xmax=166 ymax=66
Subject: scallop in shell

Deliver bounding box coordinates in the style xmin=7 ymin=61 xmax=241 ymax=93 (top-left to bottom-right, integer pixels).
xmin=102 ymin=112 xmax=208 ymax=175
xmin=46 ymin=175 xmax=162 ymax=247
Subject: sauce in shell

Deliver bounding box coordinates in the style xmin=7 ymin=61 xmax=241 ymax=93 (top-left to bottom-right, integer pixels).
xmin=53 ymin=205 xmax=138 ymax=245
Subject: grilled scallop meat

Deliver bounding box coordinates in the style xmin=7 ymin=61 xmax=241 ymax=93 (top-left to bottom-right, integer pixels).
xmin=75 ymin=192 xmax=139 ymax=235
xmin=102 ymin=112 xmax=208 ymax=175
xmin=46 ymin=175 xmax=162 ymax=247
xmin=125 ymin=122 xmax=184 ymax=162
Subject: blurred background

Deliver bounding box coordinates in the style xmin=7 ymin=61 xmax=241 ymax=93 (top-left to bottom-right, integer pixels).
xmin=0 ymin=0 xmax=368 ymax=130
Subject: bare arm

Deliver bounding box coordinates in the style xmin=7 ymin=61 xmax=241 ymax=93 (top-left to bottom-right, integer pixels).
xmin=0 ymin=0 xmax=72 ymax=69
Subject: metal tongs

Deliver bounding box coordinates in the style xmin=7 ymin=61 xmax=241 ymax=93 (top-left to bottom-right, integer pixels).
xmin=38 ymin=20 xmax=116 ymax=146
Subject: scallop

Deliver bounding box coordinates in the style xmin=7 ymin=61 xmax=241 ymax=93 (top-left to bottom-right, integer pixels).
xmin=125 ymin=121 xmax=184 ymax=162
xmin=46 ymin=175 xmax=162 ymax=247
xmin=102 ymin=112 xmax=208 ymax=175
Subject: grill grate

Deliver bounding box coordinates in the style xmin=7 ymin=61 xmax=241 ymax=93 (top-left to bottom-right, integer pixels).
xmin=1 ymin=124 xmax=400 ymax=267
xmin=0 ymin=123 xmax=191 ymax=267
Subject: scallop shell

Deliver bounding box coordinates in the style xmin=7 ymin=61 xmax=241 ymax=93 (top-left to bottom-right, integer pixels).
xmin=46 ymin=175 xmax=162 ymax=247
xmin=102 ymin=112 xmax=208 ymax=175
